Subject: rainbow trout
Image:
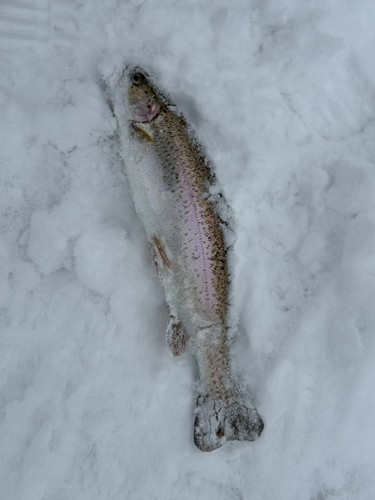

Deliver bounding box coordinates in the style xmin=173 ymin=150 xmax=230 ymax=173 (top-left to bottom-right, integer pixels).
xmin=108 ymin=67 xmax=263 ymax=452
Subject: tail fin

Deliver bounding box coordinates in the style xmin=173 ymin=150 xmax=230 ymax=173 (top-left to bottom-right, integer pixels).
xmin=194 ymin=393 xmax=264 ymax=452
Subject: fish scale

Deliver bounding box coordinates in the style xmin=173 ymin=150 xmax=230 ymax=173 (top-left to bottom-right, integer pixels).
xmin=109 ymin=67 xmax=263 ymax=451
xmin=149 ymin=109 xmax=228 ymax=319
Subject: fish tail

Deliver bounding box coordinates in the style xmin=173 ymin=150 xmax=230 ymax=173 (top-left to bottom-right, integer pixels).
xmin=194 ymin=391 xmax=264 ymax=452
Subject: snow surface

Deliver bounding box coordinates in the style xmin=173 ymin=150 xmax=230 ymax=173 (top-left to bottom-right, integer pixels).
xmin=1 ymin=0 xmax=375 ymax=498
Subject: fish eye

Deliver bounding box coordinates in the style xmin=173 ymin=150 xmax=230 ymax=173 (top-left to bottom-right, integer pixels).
xmin=131 ymin=72 xmax=144 ymax=85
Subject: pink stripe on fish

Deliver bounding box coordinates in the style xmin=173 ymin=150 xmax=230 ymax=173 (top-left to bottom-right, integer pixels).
xmin=178 ymin=166 xmax=217 ymax=312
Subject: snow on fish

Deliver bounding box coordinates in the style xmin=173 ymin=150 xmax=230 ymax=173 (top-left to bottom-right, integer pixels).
xmin=106 ymin=66 xmax=263 ymax=452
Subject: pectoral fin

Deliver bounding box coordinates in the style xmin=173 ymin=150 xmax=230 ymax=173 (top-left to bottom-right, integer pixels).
xmin=131 ymin=123 xmax=154 ymax=142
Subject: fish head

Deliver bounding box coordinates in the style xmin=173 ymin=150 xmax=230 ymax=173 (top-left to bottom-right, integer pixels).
xmin=127 ymin=69 xmax=163 ymax=123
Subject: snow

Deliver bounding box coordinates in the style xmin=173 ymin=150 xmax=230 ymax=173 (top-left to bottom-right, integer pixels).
xmin=1 ymin=0 xmax=375 ymax=498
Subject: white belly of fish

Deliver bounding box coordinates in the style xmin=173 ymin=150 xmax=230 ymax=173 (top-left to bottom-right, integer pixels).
xmin=119 ymin=125 xmax=209 ymax=337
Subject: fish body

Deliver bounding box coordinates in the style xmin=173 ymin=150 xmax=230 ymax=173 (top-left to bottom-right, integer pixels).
xmin=109 ymin=68 xmax=263 ymax=451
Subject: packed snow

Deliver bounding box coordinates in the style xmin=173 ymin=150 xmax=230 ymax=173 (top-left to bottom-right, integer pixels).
xmin=1 ymin=0 xmax=375 ymax=499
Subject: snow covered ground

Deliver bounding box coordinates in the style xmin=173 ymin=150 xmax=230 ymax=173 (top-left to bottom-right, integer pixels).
xmin=1 ymin=0 xmax=375 ymax=498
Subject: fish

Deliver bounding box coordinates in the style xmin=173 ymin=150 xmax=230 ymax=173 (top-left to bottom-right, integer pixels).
xmin=108 ymin=66 xmax=263 ymax=452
